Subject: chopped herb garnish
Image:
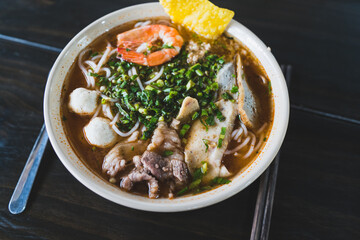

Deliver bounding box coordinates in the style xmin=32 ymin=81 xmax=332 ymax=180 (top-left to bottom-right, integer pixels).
xmin=231 ymin=86 xmax=238 ymax=93
xmin=211 ymin=177 xmax=231 ymax=185
xmin=90 ymin=52 xmax=99 ymax=57
xmin=263 ymin=137 xmax=267 ymax=141
xmin=176 ymin=187 xmax=188 ymax=196
xmin=162 ymin=44 xmax=175 ymax=49
xmin=217 ymin=127 xmax=226 ymax=148
xmin=200 ymin=118 xmax=209 ymax=131
xmin=180 ymin=124 xmax=191 ymax=137
xmin=231 ymin=74 xmax=236 ymax=78
xmin=163 ymin=150 xmax=174 ymax=156
xmin=131 ymin=146 xmax=134 ymax=151
xmin=221 ymin=92 xmax=233 ymax=100
xmin=192 ymin=111 xmax=200 ymax=120
xmin=202 ymin=139 xmax=209 ymax=152
xmin=126 ymin=48 xmax=130 ymax=52
xmin=268 ymin=81 xmax=272 ymax=93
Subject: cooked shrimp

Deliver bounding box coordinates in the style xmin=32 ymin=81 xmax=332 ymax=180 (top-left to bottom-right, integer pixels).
xmin=117 ymin=25 xmax=184 ymax=66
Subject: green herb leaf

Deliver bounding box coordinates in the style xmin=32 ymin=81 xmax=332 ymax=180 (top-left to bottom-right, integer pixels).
xmin=163 ymin=150 xmax=173 ymax=156
xmin=231 ymin=86 xmax=238 ymax=93
xmin=180 ymin=124 xmax=191 ymax=138
xmin=202 ymin=139 xmax=209 ymax=152
xmin=217 ymin=127 xmax=226 ymax=148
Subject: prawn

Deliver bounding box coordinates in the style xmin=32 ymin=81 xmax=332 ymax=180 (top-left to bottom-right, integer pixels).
xmin=117 ymin=25 xmax=184 ymax=66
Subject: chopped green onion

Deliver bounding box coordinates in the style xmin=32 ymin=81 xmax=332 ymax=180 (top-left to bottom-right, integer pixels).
xmin=176 ymin=187 xmax=188 ymax=196
xmin=192 ymin=112 xmax=200 ymax=120
xmin=231 ymin=86 xmax=239 ymax=93
xmin=268 ymin=81 xmax=272 ymax=93
xmin=163 ymin=150 xmax=174 ymax=156
xmin=217 ymin=127 xmax=226 ymax=148
xmin=195 ymin=69 xmax=204 ymax=76
xmin=180 ymin=124 xmax=191 ymax=137
xmin=202 ymin=139 xmax=209 ymax=152
xmin=189 ymin=179 xmax=201 ymax=190
xmin=221 ymin=92 xmax=233 ymax=100
xmin=186 ymin=80 xmax=195 ymax=91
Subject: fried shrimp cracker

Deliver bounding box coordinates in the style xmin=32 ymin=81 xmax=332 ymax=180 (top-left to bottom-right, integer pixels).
xmin=160 ymin=0 xmax=234 ymax=39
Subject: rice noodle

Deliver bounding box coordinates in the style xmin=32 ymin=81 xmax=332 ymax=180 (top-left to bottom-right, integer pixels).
xmin=225 ymin=136 xmax=251 ymax=155
xmin=112 ymin=120 xmax=140 ymax=137
xmin=254 ymin=133 xmax=264 ymax=152
xmin=135 ymin=20 xmax=151 ymax=28
xmin=78 ymin=49 xmax=92 ymax=88
xmin=84 ymin=60 xmax=97 ymax=70
xmin=240 ymin=122 xmax=248 ymax=137
xmin=100 ymin=67 xmax=111 ymax=78
xmin=259 ymin=75 xmax=267 ymax=84
xmin=87 ymin=69 xmax=96 ymax=88
xmin=156 ymin=19 xmax=173 ymax=26
xmin=231 ymin=129 xmax=239 ymax=138
xmin=144 ymin=66 xmax=164 ymax=85
xmin=94 ymin=43 xmax=112 ymax=73
xmin=91 ymin=54 xmax=102 ymax=61
xmin=132 ymin=67 xmax=144 ymax=90
xmin=256 ymin=123 xmax=268 ymax=134
xmin=91 ymin=104 xmax=102 ymax=120
xmin=243 ymin=132 xmax=256 ymax=159
xmin=102 ymin=104 xmax=114 ymax=120
xmin=234 ymin=128 xmax=244 ymax=141
xmin=109 ymin=48 xmax=118 ymax=56
xmin=100 ymin=94 xmax=118 ymax=102
xmin=110 ymin=112 xmax=120 ymax=125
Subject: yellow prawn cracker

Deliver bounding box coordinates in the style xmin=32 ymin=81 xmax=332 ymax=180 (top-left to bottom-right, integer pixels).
xmin=160 ymin=0 xmax=234 ymax=39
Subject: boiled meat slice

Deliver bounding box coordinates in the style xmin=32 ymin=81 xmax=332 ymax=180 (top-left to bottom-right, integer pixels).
xmin=68 ymin=87 xmax=99 ymax=115
xmin=185 ymin=99 xmax=237 ymax=183
xmin=102 ymin=141 xmax=147 ymax=177
xmin=176 ymin=96 xmax=200 ymax=123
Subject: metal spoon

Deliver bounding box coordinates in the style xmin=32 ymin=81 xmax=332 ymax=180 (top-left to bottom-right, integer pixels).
xmin=8 ymin=124 xmax=48 ymax=214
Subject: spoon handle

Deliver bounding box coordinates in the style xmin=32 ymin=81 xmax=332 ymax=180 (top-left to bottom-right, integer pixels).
xmin=8 ymin=124 xmax=48 ymax=214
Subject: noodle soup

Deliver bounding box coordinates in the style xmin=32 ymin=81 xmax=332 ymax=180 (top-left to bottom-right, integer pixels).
xmin=61 ymin=18 xmax=274 ymax=199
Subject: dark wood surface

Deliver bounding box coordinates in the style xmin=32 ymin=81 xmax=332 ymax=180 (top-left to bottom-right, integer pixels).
xmin=0 ymin=0 xmax=359 ymax=239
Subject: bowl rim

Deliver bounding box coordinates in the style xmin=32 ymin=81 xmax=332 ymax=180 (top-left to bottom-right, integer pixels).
xmin=44 ymin=2 xmax=289 ymax=212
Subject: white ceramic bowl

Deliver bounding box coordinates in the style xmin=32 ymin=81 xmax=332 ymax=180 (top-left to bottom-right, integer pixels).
xmin=44 ymin=2 xmax=289 ymax=212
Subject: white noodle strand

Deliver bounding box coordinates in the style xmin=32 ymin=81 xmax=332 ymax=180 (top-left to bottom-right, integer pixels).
xmin=95 ymin=44 xmax=112 ymax=73
xmin=243 ymin=132 xmax=256 ymax=159
xmin=132 ymin=67 xmax=144 ymax=90
xmin=78 ymin=49 xmax=92 ymax=88
xmin=91 ymin=104 xmax=102 ymax=120
xmin=256 ymin=123 xmax=268 ymax=134
xmin=225 ymin=136 xmax=251 ymax=155
xmin=100 ymin=67 xmax=111 ymax=78
xmin=254 ymin=133 xmax=264 ymax=152
xmin=84 ymin=60 xmax=97 ymax=70
xmin=144 ymin=66 xmax=164 ymax=85
xmin=234 ymin=128 xmax=244 ymax=141
xmin=110 ymin=112 xmax=120 ymax=126
xmin=240 ymin=122 xmax=248 ymax=137
xmin=112 ymin=121 xmax=140 ymax=137
xmin=231 ymin=129 xmax=239 ymax=138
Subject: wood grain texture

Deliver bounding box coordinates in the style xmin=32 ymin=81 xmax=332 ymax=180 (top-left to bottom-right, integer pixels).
xmin=1 ymin=0 xmax=359 ymax=120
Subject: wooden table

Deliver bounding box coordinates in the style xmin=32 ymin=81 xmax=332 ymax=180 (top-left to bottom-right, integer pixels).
xmin=1 ymin=0 xmax=359 ymax=239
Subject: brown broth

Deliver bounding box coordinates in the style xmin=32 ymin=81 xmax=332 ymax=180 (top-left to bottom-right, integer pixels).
xmin=61 ymin=18 xmax=274 ymax=197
